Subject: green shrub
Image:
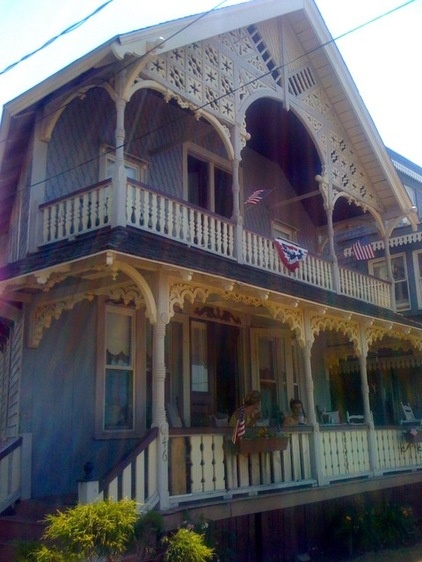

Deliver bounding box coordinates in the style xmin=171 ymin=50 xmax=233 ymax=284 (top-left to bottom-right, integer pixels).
xmin=34 ymin=499 xmax=138 ymax=562
xmin=163 ymin=527 xmax=214 ymax=562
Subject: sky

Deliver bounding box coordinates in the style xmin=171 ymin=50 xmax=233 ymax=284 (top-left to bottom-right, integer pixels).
xmin=0 ymin=0 xmax=421 ymax=166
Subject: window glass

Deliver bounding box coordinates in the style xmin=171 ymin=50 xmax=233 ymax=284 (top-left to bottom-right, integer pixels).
xmin=104 ymin=309 xmax=134 ymax=431
xmin=188 ymin=155 xmax=209 ymax=208
xmin=371 ymin=256 xmax=409 ymax=310
xmin=191 ymin=321 xmax=208 ymax=392
xmin=214 ymin=167 xmax=232 ymax=218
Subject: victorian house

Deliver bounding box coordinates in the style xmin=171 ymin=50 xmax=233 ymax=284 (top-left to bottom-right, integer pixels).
xmin=0 ymin=0 xmax=422 ymax=559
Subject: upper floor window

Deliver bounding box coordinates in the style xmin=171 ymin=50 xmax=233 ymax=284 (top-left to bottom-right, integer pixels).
xmin=369 ymin=254 xmax=410 ymax=310
xmin=100 ymin=146 xmax=148 ymax=183
xmin=413 ymin=250 xmax=422 ymax=309
xmin=185 ymin=145 xmax=232 ymax=218
xmin=272 ymin=221 xmax=296 ymax=242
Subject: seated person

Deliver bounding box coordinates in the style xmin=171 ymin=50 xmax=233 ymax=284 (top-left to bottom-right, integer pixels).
xmin=283 ymin=399 xmax=307 ymax=426
xmin=229 ymin=390 xmax=261 ymax=428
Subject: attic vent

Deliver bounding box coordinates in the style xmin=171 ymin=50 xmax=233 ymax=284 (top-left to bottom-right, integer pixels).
xmin=288 ymin=67 xmax=316 ymax=96
xmin=247 ymin=25 xmax=282 ymax=86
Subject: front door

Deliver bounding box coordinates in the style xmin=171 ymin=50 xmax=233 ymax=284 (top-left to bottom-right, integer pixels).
xmin=190 ymin=320 xmax=239 ymax=426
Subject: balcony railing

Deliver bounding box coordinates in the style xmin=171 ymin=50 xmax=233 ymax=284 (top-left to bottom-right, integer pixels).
xmin=39 ymin=181 xmax=392 ymax=309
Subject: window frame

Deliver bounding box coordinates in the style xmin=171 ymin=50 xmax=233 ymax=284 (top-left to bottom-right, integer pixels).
xmin=271 ymin=220 xmax=297 ymax=242
xmin=413 ymin=249 xmax=422 ymax=309
xmin=369 ymin=253 xmax=410 ymax=311
xmin=183 ymin=143 xmax=232 ymax=218
xmin=99 ymin=145 xmax=149 ymax=183
xmin=95 ymin=299 xmax=145 ymax=439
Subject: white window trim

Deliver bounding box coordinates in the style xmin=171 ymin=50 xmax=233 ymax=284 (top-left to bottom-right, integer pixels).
xmin=413 ymin=250 xmax=422 ymax=309
xmin=271 ymin=220 xmax=297 ymax=242
xmin=99 ymin=145 xmax=149 ymax=183
xmin=369 ymin=253 xmax=410 ymax=311
xmin=95 ymin=298 xmax=145 ymax=439
xmin=183 ymin=142 xmax=232 ymax=212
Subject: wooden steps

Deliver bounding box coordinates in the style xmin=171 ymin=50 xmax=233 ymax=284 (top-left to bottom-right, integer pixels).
xmin=0 ymin=496 xmax=76 ymax=561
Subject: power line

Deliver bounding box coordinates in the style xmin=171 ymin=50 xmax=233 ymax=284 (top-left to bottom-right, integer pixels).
xmin=0 ymin=0 xmax=115 ymax=76
xmin=3 ymin=0 xmax=417 ymax=192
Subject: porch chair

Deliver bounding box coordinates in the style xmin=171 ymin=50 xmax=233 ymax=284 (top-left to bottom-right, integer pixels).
xmin=323 ymin=410 xmax=340 ymax=424
xmin=346 ymin=411 xmax=364 ymax=425
xmin=400 ymin=402 xmax=422 ymax=425
xmin=210 ymin=413 xmax=229 ymax=427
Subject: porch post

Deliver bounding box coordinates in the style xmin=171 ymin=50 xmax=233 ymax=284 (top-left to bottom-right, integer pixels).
xmin=316 ymin=174 xmax=340 ymax=292
xmin=232 ymin=124 xmax=243 ymax=263
xmin=303 ymin=312 xmax=326 ymax=485
xmin=111 ymin=85 xmax=128 ymax=228
xmin=383 ymin=232 xmax=396 ymax=310
xmin=28 ymin=124 xmax=48 ymax=252
xmin=359 ymin=324 xmax=379 ymax=474
xmin=152 ymin=274 xmax=170 ymax=510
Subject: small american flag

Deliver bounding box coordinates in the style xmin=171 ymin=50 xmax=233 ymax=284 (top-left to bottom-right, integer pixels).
xmin=232 ymin=405 xmax=246 ymax=444
xmin=244 ymin=189 xmax=267 ymax=206
xmin=352 ymin=238 xmax=375 ymax=261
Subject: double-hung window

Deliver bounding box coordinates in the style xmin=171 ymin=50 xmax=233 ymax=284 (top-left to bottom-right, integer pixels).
xmin=369 ymin=254 xmax=410 ymax=311
xmin=96 ymin=302 xmax=143 ymax=437
xmin=185 ymin=146 xmax=232 ymax=218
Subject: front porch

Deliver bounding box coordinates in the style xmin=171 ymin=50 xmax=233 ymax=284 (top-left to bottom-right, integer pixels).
xmin=74 ymin=424 xmax=422 ymax=513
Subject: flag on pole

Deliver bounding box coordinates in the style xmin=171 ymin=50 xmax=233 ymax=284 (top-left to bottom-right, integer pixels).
xmin=352 ymin=238 xmax=375 ymax=261
xmin=273 ymin=238 xmax=308 ymax=272
xmin=232 ymin=405 xmax=246 ymax=444
xmin=244 ymin=189 xmax=267 ymax=206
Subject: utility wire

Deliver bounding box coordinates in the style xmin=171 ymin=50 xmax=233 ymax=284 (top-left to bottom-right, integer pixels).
xmin=0 ymin=0 xmax=115 ymax=76
xmin=2 ymin=0 xmax=417 ymax=191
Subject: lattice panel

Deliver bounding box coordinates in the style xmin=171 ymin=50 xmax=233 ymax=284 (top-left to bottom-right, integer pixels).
xmin=145 ymin=27 xmax=278 ymax=124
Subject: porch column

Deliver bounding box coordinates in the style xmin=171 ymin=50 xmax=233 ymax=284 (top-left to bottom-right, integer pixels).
xmin=383 ymin=232 xmax=396 ymax=310
xmin=359 ymin=325 xmax=379 ymax=474
xmin=28 ymin=125 xmax=48 ymax=252
xmin=303 ymin=312 xmax=325 ymax=485
xmin=111 ymin=92 xmax=127 ymax=228
xmin=232 ymin=123 xmax=243 ymax=264
xmin=316 ymin=174 xmax=339 ymax=292
xmin=152 ymin=274 xmax=170 ymax=509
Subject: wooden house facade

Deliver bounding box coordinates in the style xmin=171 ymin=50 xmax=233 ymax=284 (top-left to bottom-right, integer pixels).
xmin=0 ymin=0 xmax=422 ymax=558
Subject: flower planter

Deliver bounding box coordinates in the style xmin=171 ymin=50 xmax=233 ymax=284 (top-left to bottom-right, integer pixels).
xmin=403 ymin=431 xmax=422 ymax=444
xmin=236 ymin=436 xmax=289 ymax=455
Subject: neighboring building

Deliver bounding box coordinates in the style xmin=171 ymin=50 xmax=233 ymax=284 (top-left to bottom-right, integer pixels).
xmin=0 ymin=0 xmax=422 ymax=559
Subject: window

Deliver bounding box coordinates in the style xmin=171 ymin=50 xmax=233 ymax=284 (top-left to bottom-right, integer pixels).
xmin=272 ymin=221 xmax=296 ymax=242
xmin=191 ymin=321 xmax=208 ymax=393
xmin=100 ymin=146 xmax=148 ymax=183
xmin=413 ymin=251 xmax=422 ymax=308
xmin=96 ymin=302 xmax=144 ymax=437
xmin=370 ymin=254 xmax=410 ymax=310
xmin=185 ymin=146 xmax=232 ymax=218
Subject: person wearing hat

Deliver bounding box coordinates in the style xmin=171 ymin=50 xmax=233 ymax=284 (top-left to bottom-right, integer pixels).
xmin=229 ymin=390 xmax=262 ymax=427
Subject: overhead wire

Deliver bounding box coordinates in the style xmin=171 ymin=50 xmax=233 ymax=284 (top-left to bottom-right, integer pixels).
xmin=1 ymin=0 xmax=417 ymax=192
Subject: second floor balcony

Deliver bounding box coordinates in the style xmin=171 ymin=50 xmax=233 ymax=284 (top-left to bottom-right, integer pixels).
xmin=38 ymin=179 xmax=392 ymax=310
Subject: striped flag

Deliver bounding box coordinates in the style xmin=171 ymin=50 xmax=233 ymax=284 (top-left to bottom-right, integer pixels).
xmin=232 ymin=405 xmax=246 ymax=444
xmin=244 ymin=189 xmax=267 ymax=205
xmin=352 ymin=238 xmax=374 ymax=261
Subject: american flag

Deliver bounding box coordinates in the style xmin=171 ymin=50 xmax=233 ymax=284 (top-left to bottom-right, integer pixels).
xmin=232 ymin=405 xmax=246 ymax=444
xmin=352 ymin=238 xmax=375 ymax=261
xmin=244 ymin=189 xmax=267 ymax=205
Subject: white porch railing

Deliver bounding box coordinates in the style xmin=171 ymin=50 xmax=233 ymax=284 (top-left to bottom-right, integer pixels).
xmin=39 ymin=181 xmax=392 ymax=308
xmin=77 ymin=426 xmax=422 ymax=512
xmin=126 ymin=182 xmax=235 ymax=258
xmin=0 ymin=437 xmax=22 ymax=514
xmin=78 ymin=428 xmax=159 ymax=511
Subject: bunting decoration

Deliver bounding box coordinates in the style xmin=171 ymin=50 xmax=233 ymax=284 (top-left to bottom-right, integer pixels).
xmin=274 ymin=238 xmax=308 ymax=272
xmin=352 ymin=237 xmax=375 ymax=261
